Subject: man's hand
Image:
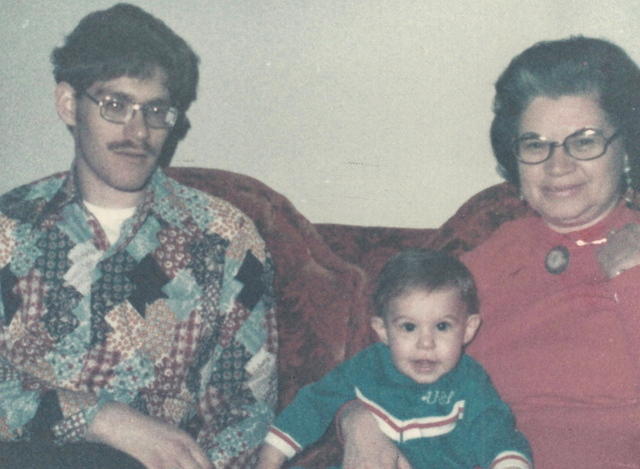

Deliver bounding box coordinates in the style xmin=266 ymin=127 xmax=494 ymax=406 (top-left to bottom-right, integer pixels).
xmin=339 ymin=401 xmax=414 ymax=469
xmin=87 ymin=402 xmax=213 ymax=469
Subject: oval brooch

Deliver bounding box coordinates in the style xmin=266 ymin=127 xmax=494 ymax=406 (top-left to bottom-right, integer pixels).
xmin=545 ymin=245 xmax=569 ymax=274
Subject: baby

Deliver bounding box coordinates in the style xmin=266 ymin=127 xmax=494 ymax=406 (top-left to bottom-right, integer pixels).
xmin=258 ymin=249 xmax=532 ymax=468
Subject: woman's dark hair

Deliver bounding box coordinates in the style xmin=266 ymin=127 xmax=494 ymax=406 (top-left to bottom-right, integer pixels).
xmin=373 ymin=249 xmax=478 ymax=317
xmin=491 ymin=36 xmax=640 ymax=187
xmin=51 ymin=3 xmax=199 ymax=143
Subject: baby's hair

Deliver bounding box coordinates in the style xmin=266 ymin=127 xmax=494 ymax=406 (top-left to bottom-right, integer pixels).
xmin=373 ymin=248 xmax=478 ymax=317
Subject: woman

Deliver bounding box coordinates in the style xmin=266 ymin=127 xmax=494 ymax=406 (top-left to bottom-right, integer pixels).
xmin=340 ymin=36 xmax=640 ymax=468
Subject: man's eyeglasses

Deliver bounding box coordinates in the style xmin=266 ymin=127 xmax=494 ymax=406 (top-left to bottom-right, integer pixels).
xmin=513 ymin=128 xmax=619 ymax=165
xmin=84 ymin=93 xmax=178 ymax=129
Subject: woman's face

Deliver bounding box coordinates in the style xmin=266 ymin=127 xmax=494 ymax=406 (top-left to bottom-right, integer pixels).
xmin=517 ymin=95 xmax=626 ymax=233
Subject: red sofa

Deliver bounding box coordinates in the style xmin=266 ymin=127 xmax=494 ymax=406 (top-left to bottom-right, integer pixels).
xmin=166 ymin=166 xmax=533 ymax=467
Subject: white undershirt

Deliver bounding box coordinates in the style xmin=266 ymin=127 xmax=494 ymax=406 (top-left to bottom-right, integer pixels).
xmin=83 ymin=201 xmax=136 ymax=245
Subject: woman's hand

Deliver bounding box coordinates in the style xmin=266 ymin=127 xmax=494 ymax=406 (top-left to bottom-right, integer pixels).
xmin=598 ymin=223 xmax=640 ymax=278
xmin=86 ymin=402 xmax=213 ymax=469
xmin=339 ymin=401 xmax=414 ymax=469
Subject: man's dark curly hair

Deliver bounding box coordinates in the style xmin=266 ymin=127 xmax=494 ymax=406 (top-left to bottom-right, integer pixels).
xmin=51 ymin=3 xmax=199 ymax=144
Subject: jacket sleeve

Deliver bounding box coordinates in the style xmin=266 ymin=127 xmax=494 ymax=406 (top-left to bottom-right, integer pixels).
xmin=467 ymin=387 xmax=533 ymax=469
xmin=0 ymin=357 xmax=47 ymax=440
xmin=194 ymin=215 xmax=279 ymax=467
xmin=263 ymin=350 xmax=362 ymax=459
xmin=0 ymin=207 xmax=93 ymax=442
xmin=0 ymin=212 xmax=109 ymax=443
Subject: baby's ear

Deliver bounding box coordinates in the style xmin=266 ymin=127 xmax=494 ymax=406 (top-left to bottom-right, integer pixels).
xmin=463 ymin=314 xmax=482 ymax=345
xmin=370 ymin=316 xmax=388 ymax=345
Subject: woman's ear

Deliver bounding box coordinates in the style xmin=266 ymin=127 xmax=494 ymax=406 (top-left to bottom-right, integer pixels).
xmin=55 ymin=82 xmax=78 ymax=127
xmin=371 ymin=316 xmax=389 ymax=345
xmin=463 ymin=314 xmax=482 ymax=346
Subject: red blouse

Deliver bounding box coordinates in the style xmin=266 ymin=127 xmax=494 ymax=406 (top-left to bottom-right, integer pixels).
xmin=462 ymin=201 xmax=640 ymax=468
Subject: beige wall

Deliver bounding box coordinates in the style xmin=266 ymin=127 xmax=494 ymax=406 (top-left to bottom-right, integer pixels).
xmin=3 ymin=0 xmax=639 ymax=227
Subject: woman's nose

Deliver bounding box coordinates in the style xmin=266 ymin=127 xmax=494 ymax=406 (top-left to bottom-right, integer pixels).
xmin=544 ymin=144 xmax=576 ymax=175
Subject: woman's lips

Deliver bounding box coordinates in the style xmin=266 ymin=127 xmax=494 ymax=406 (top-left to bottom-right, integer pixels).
xmin=543 ymin=182 xmax=583 ymax=197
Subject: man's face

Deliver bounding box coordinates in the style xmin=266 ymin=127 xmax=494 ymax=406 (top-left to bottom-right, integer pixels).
xmin=59 ymin=67 xmax=172 ymax=207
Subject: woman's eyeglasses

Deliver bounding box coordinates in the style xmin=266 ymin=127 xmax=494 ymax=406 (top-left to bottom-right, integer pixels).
xmin=513 ymin=128 xmax=619 ymax=165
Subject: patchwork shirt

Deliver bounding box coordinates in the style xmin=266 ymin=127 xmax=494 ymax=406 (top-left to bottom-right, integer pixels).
xmin=0 ymin=168 xmax=278 ymax=467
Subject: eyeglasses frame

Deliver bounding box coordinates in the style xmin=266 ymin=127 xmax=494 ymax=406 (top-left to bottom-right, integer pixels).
xmin=513 ymin=128 xmax=620 ymax=165
xmin=83 ymin=92 xmax=178 ymax=129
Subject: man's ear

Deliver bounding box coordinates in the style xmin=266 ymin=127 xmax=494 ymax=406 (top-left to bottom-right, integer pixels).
xmin=463 ymin=314 xmax=482 ymax=345
xmin=371 ymin=316 xmax=389 ymax=345
xmin=55 ymin=82 xmax=78 ymax=127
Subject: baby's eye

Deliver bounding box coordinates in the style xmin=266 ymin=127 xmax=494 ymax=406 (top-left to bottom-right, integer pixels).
xmin=401 ymin=323 xmax=416 ymax=332
xmin=436 ymin=322 xmax=451 ymax=331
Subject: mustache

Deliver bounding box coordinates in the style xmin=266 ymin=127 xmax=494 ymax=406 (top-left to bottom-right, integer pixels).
xmin=107 ymin=140 xmax=155 ymax=155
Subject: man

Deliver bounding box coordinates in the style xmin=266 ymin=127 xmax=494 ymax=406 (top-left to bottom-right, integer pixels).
xmin=0 ymin=4 xmax=277 ymax=468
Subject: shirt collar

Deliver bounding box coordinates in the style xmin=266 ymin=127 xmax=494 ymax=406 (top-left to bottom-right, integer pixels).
xmin=38 ymin=166 xmax=163 ymax=225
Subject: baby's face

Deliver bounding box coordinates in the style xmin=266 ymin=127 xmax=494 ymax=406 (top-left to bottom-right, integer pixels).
xmin=371 ymin=287 xmax=480 ymax=384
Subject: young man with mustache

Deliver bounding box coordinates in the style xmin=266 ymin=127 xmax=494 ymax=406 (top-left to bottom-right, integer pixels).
xmin=0 ymin=4 xmax=277 ymax=468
